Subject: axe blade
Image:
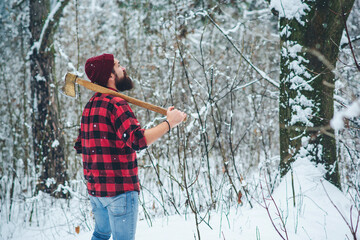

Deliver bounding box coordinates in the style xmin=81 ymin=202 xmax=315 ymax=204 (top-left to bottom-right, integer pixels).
xmin=61 ymin=72 xmax=78 ymax=98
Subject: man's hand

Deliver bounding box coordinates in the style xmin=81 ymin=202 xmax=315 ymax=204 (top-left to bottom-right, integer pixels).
xmin=144 ymin=106 xmax=186 ymax=146
xmin=166 ymin=106 xmax=187 ymax=129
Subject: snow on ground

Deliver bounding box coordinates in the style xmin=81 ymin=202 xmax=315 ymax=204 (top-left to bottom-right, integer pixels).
xmin=1 ymin=159 xmax=359 ymax=240
xmin=238 ymin=159 xmax=359 ymax=239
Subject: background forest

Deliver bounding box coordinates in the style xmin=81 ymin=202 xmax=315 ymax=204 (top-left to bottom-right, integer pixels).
xmin=1 ymin=0 xmax=359 ymax=239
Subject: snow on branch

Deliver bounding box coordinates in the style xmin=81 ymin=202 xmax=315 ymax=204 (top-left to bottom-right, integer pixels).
xmin=28 ymin=0 xmax=69 ymax=58
xmin=341 ymin=34 xmax=360 ymax=49
xmin=196 ymin=10 xmax=280 ymax=89
xmin=331 ymin=98 xmax=360 ymax=130
xmin=269 ymin=0 xmax=310 ymax=25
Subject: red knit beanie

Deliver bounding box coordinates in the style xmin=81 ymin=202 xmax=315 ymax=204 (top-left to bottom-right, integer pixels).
xmin=85 ymin=53 xmax=114 ymax=86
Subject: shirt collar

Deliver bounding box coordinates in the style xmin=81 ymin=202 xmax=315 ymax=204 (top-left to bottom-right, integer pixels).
xmin=107 ymin=87 xmax=118 ymax=92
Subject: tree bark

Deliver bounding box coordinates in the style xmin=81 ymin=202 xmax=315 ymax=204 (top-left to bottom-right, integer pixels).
xmin=29 ymin=0 xmax=70 ymax=198
xmin=275 ymin=0 xmax=355 ymax=189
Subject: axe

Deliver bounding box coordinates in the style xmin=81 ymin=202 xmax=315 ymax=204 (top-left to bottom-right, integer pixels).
xmin=61 ymin=72 xmax=168 ymax=116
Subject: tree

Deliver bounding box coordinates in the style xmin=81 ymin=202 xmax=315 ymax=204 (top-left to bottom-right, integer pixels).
xmin=268 ymin=0 xmax=355 ymax=188
xmin=29 ymin=0 xmax=70 ymax=197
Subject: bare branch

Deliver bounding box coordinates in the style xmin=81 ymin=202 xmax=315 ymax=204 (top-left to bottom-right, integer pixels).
xmin=341 ymin=7 xmax=360 ymax=72
xmin=196 ymin=10 xmax=280 ymax=89
xmin=321 ymin=180 xmax=359 ymax=239
xmin=341 ymin=35 xmax=360 ymax=49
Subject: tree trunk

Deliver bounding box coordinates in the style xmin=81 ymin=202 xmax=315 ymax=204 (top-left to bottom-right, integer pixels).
xmin=29 ymin=0 xmax=70 ymax=198
xmin=275 ymin=0 xmax=355 ymax=189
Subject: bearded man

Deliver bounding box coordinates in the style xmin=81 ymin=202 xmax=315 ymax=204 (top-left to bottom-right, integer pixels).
xmin=75 ymin=53 xmax=186 ymax=240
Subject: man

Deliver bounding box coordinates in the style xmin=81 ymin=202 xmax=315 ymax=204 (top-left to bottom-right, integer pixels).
xmin=74 ymin=53 xmax=186 ymax=240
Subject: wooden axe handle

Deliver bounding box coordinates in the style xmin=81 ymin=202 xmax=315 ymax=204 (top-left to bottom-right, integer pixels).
xmin=76 ymin=77 xmax=167 ymax=116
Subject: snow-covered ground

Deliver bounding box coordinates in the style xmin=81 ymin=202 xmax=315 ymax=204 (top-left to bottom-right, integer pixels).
xmin=2 ymin=159 xmax=359 ymax=240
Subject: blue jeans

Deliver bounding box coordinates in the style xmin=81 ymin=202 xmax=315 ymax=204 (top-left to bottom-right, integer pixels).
xmin=89 ymin=191 xmax=139 ymax=240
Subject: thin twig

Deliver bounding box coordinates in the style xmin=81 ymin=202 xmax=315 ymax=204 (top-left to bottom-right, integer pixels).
xmin=341 ymin=8 xmax=360 ymax=72
xmin=258 ymin=172 xmax=289 ymax=240
xmin=196 ymin=10 xmax=280 ymax=89
xmin=260 ymin=180 xmax=286 ymax=240
xmin=321 ymin=180 xmax=359 ymax=239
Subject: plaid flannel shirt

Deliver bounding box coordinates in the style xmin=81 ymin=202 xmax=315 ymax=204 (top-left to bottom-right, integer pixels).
xmin=74 ymin=90 xmax=147 ymax=197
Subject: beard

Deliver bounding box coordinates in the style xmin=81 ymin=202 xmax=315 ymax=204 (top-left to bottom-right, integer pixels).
xmin=115 ymin=69 xmax=134 ymax=92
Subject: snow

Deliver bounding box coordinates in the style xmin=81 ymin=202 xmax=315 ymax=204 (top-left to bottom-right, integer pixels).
xmin=35 ymin=74 xmax=46 ymax=82
xmin=52 ymin=139 xmax=60 ymax=148
xmin=2 ymin=0 xmax=359 ymax=239
xmin=289 ymin=104 xmax=314 ymax=127
xmin=282 ymin=41 xmax=316 ymax=127
xmin=2 ymin=159 xmax=358 ymax=240
xmin=280 ymin=25 xmax=291 ymax=38
xmin=27 ymin=1 xmax=63 ymax=58
xmin=270 ymin=0 xmax=310 ymax=25
xmin=331 ymin=97 xmax=360 ymax=130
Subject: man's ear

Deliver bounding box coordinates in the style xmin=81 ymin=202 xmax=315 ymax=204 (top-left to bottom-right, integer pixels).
xmin=109 ymin=72 xmax=115 ymax=80
xmin=106 ymin=72 xmax=116 ymax=88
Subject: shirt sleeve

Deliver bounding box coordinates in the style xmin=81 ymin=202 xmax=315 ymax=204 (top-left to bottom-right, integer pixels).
xmin=74 ymin=128 xmax=82 ymax=154
xmin=114 ymin=101 xmax=148 ymax=151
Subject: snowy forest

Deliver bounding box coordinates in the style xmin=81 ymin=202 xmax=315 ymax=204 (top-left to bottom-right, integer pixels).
xmin=1 ymin=0 xmax=360 ymax=239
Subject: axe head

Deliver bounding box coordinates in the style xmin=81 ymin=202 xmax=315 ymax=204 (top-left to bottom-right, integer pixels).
xmin=61 ymin=73 xmax=78 ymax=98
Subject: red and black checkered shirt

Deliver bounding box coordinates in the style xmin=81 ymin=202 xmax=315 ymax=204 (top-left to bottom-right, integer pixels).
xmin=74 ymin=90 xmax=148 ymax=197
